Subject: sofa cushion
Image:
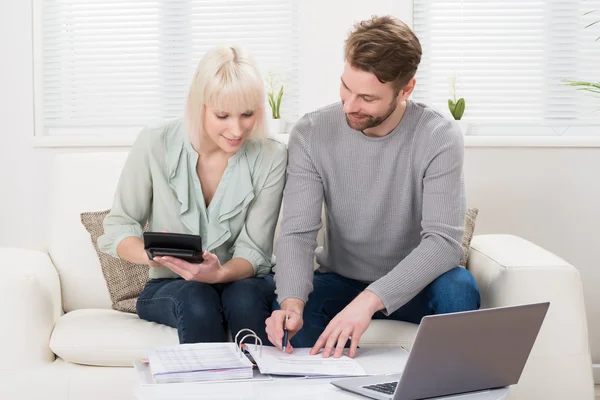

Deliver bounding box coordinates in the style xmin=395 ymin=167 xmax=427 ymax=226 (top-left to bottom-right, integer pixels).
xmin=81 ymin=210 xmax=149 ymax=313
xmin=49 ymin=309 xmax=178 ymax=367
xmin=360 ymin=320 xmax=419 ymax=350
xmin=49 ymin=309 xmax=418 ymax=367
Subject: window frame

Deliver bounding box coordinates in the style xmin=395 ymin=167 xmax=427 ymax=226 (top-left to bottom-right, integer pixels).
xmin=32 ymin=0 xmax=298 ymax=146
xmin=409 ymin=0 xmax=600 ymax=140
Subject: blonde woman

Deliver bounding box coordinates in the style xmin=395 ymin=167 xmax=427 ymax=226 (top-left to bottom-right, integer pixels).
xmin=98 ymin=46 xmax=287 ymax=344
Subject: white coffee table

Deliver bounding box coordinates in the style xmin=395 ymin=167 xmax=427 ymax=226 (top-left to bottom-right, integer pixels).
xmin=134 ymin=347 xmax=509 ymax=400
xmin=135 ymin=378 xmax=509 ymax=400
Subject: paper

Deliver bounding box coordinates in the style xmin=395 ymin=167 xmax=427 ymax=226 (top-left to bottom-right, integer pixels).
xmin=246 ymin=346 xmax=366 ymax=377
xmin=145 ymin=343 xmax=253 ymax=383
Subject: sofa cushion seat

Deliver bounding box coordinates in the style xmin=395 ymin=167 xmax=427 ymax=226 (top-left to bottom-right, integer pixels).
xmin=49 ymin=309 xmax=419 ymax=367
xmin=49 ymin=309 xmax=178 ymax=367
xmin=360 ymin=320 xmax=419 ymax=350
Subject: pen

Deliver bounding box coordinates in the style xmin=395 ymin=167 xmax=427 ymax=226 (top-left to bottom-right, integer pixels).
xmin=282 ymin=314 xmax=289 ymax=353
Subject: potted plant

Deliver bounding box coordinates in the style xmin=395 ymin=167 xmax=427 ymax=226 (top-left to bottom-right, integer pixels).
xmin=448 ymin=75 xmax=468 ymax=134
xmin=265 ymin=71 xmax=284 ymax=135
xmin=565 ymin=11 xmax=599 ymax=103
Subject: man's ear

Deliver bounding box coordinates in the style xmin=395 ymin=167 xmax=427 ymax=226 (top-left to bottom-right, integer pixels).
xmin=399 ymin=78 xmax=416 ymax=101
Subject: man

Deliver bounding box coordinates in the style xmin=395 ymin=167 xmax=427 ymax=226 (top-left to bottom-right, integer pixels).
xmin=265 ymin=16 xmax=480 ymax=358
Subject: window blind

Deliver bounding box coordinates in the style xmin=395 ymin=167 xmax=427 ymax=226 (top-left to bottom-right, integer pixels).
xmin=38 ymin=0 xmax=299 ymax=135
xmin=412 ymin=0 xmax=600 ymax=133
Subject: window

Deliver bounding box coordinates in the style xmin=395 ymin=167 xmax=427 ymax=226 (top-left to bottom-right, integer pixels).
xmin=412 ymin=1 xmax=600 ymax=136
xmin=35 ymin=0 xmax=299 ymax=138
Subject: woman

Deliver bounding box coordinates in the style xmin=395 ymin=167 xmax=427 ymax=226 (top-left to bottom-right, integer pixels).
xmin=98 ymin=45 xmax=287 ymax=344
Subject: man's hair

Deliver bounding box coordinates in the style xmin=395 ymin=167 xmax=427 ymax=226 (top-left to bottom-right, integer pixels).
xmin=344 ymin=16 xmax=422 ymax=92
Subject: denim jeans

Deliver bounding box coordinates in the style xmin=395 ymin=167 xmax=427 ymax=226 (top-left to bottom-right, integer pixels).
xmin=286 ymin=267 xmax=481 ymax=348
xmin=137 ymin=274 xmax=276 ymax=344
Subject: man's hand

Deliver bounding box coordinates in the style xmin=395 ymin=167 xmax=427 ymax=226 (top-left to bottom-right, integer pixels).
xmin=265 ymin=298 xmax=304 ymax=353
xmin=153 ymin=251 xmax=225 ymax=284
xmin=311 ymin=290 xmax=384 ymax=359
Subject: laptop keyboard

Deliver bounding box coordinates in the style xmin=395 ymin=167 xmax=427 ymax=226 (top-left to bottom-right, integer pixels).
xmin=363 ymin=381 xmax=398 ymax=395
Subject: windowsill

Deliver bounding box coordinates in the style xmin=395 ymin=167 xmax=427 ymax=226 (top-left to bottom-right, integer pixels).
xmin=31 ymin=135 xmax=138 ymax=148
xmin=463 ymin=135 xmax=600 ymax=148
xmin=31 ymin=134 xmax=600 ymax=149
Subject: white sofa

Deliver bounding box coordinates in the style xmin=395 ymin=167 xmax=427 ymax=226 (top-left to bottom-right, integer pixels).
xmin=0 ymin=152 xmax=595 ymax=400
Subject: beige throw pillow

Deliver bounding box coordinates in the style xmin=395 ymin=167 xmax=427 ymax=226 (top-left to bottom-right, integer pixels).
xmin=460 ymin=207 xmax=479 ymax=268
xmin=81 ymin=210 xmax=149 ymax=313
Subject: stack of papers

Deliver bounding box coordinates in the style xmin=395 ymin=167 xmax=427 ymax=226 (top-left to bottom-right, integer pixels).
xmin=145 ymin=343 xmax=253 ymax=384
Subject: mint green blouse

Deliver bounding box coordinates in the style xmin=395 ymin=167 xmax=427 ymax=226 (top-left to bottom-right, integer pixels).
xmin=97 ymin=118 xmax=287 ymax=279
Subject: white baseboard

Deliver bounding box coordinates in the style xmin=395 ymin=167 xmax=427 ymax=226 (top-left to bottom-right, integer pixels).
xmin=593 ymin=364 xmax=600 ymax=384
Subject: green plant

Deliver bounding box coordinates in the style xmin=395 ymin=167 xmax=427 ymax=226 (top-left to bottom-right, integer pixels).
xmin=565 ymin=81 xmax=600 ymax=98
xmin=584 ymin=9 xmax=600 ymax=41
xmin=265 ymin=71 xmax=284 ymax=119
xmin=448 ymin=75 xmax=465 ymax=120
xmin=564 ymin=10 xmax=599 ymax=98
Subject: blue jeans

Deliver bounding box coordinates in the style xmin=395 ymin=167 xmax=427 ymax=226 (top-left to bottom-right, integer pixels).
xmin=287 ymin=267 xmax=481 ymax=348
xmin=137 ymin=275 xmax=276 ymax=344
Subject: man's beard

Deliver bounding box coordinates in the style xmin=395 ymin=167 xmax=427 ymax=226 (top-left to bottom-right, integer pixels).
xmin=344 ymin=97 xmax=398 ymax=131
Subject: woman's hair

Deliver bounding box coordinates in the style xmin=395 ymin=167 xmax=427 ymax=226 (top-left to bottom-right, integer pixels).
xmin=344 ymin=16 xmax=422 ymax=93
xmin=185 ymin=45 xmax=266 ymax=149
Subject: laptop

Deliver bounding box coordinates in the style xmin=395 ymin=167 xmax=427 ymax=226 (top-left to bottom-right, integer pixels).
xmin=331 ymin=302 xmax=549 ymax=400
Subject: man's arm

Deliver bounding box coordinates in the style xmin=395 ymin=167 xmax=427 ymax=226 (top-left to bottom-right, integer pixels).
xmin=274 ymin=115 xmax=324 ymax=308
xmin=367 ymin=122 xmax=466 ymax=315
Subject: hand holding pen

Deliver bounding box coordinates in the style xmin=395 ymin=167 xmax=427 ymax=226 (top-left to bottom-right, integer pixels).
xmin=265 ymin=300 xmax=304 ymax=353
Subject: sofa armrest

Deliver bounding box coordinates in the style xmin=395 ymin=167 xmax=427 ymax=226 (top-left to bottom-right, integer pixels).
xmin=0 ymin=247 xmax=63 ymax=369
xmin=467 ymin=234 xmax=594 ymax=399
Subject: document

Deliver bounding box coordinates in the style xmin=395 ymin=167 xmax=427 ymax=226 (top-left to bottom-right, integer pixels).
xmin=245 ymin=346 xmax=366 ymax=377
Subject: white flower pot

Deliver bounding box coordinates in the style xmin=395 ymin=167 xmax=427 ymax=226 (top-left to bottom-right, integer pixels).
xmin=267 ymin=118 xmax=283 ymax=135
xmin=454 ymin=120 xmax=470 ymax=135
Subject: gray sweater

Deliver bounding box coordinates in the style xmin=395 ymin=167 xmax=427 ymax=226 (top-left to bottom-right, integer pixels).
xmin=274 ymin=100 xmax=466 ymax=315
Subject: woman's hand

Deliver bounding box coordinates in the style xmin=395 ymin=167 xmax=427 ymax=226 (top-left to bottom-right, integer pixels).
xmin=145 ymin=252 xmax=163 ymax=267
xmin=152 ymin=251 xmax=225 ymax=284
xmin=140 ymin=229 xmax=170 ymax=268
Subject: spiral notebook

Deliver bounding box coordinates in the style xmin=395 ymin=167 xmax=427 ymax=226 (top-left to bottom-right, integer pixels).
xmin=145 ymin=342 xmax=253 ymax=384
xmin=143 ymin=329 xmax=266 ymax=384
xmin=143 ymin=329 xmax=365 ymax=384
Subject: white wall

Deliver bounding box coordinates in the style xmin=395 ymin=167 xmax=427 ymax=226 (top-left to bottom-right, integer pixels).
xmin=464 ymin=148 xmax=600 ymax=371
xmin=296 ymin=0 xmax=410 ymax=114
xmin=2 ymin=0 xmax=599 ymax=376
xmin=1 ymin=0 xmax=47 ymax=250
